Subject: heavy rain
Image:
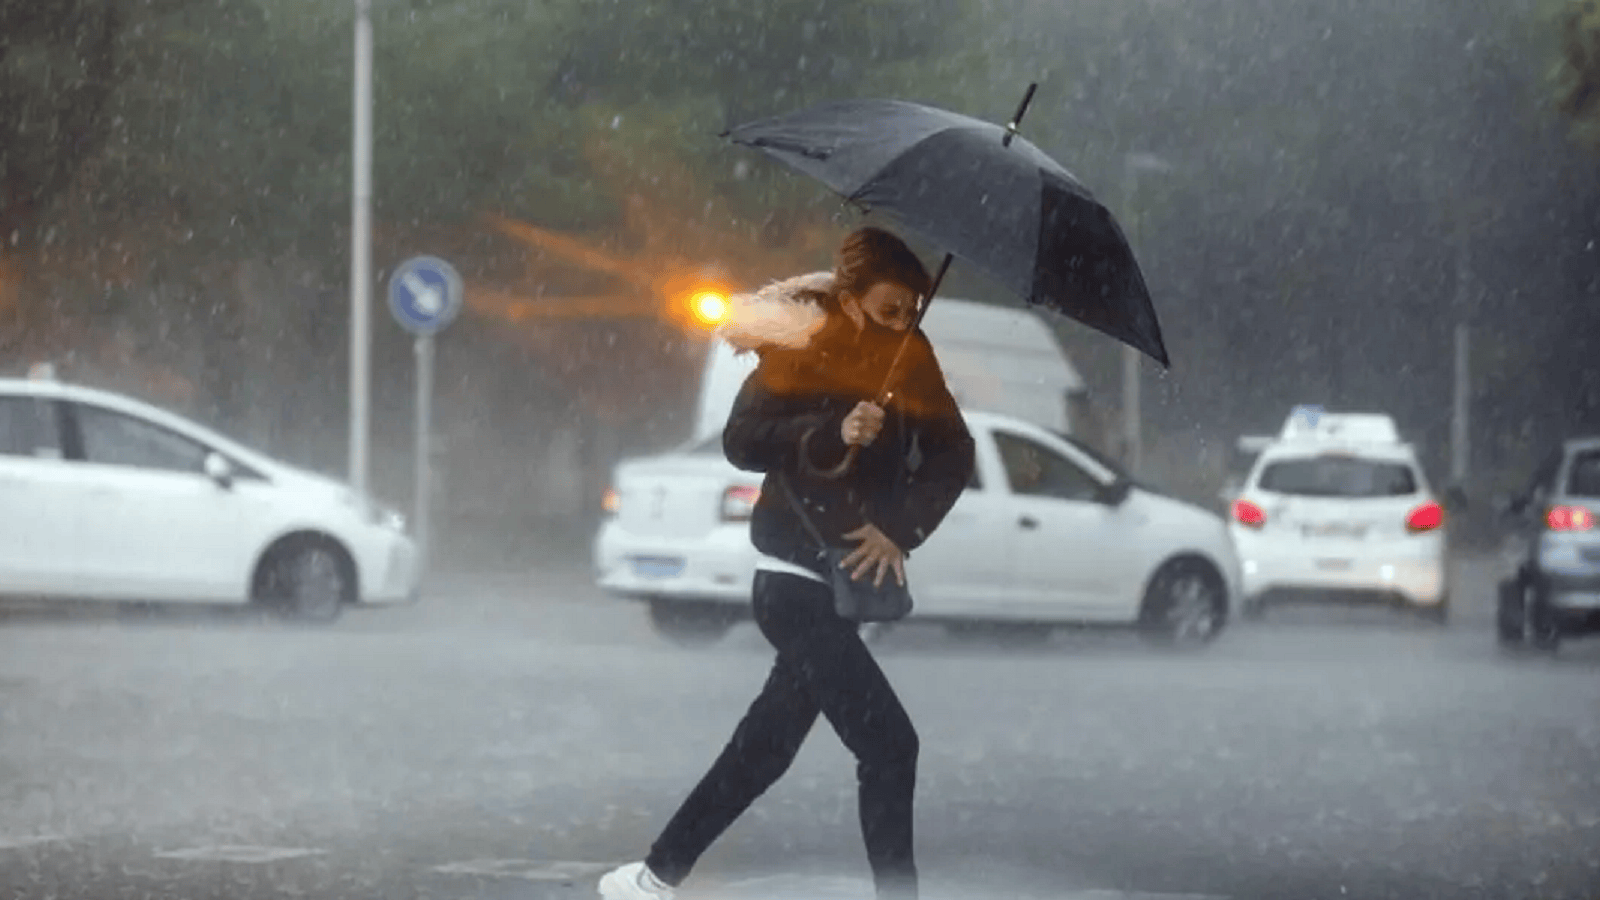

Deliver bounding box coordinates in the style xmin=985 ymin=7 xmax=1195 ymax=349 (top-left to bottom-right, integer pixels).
xmin=2 ymin=1 xmax=1599 ymax=898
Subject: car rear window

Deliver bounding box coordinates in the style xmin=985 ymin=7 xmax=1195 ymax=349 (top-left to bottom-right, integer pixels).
xmin=1569 ymin=450 xmax=1600 ymax=497
xmin=1257 ymin=455 xmax=1418 ymax=498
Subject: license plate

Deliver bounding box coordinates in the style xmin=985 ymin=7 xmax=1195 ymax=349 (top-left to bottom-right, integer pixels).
xmin=632 ymin=556 xmax=685 ymax=579
xmin=1315 ymin=558 xmax=1354 ymax=571
xmin=1304 ymin=522 xmax=1367 ymax=539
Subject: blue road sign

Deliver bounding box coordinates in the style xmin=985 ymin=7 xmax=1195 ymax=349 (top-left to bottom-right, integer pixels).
xmin=388 ymin=255 xmax=463 ymax=336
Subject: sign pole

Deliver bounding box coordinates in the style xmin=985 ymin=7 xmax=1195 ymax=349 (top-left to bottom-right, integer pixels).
xmin=386 ymin=254 xmax=463 ymax=589
xmin=414 ymin=335 xmax=435 ymax=580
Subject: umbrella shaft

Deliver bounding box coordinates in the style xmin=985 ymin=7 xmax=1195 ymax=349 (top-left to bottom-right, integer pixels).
xmin=875 ymin=252 xmax=953 ymax=405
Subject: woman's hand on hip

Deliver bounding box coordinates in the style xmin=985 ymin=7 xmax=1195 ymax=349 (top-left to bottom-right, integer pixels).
xmin=839 ymin=523 xmax=905 ymax=587
xmin=841 ymin=401 xmax=885 ymax=447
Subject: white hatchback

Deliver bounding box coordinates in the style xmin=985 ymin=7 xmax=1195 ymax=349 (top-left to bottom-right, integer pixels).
xmin=1229 ymin=422 xmax=1448 ymax=622
xmin=593 ymin=410 xmax=1242 ymax=646
xmin=0 ymin=376 xmax=418 ymax=621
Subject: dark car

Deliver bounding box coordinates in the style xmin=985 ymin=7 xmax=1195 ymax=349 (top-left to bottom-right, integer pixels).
xmin=1495 ymin=437 xmax=1600 ymax=651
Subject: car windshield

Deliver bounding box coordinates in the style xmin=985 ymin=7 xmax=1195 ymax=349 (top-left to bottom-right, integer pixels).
xmin=1568 ymin=449 xmax=1600 ymax=497
xmin=1257 ymin=454 xmax=1418 ymax=498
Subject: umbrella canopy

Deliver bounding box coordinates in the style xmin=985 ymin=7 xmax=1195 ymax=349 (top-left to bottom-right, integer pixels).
xmin=725 ymin=96 xmax=1169 ymax=368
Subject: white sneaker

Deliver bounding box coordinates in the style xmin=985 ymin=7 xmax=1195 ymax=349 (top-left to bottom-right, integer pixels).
xmin=598 ymin=861 xmax=676 ymax=900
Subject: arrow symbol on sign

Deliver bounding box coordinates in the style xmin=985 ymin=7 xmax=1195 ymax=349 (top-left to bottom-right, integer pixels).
xmin=402 ymin=271 xmax=444 ymax=316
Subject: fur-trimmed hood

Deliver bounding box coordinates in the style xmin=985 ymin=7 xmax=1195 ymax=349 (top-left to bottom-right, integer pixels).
xmin=716 ymin=271 xmax=833 ymax=353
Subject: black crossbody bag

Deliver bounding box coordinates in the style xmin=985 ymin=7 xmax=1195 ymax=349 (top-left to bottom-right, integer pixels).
xmin=775 ymin=471 xmax=914 ymax=623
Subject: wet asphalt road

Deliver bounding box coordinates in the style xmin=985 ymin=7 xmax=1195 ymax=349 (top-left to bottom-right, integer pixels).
xmin=1 ymin=556 xmax=1597 ymax=900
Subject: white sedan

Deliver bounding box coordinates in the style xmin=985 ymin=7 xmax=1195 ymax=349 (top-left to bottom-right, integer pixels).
xmin=1228 ymin=433 xmax=1449 ymax=622
xmin=593 ymin=410 xmax=1241 ymax=645
xmin=0 ymin=375 xmax=418 ymax=621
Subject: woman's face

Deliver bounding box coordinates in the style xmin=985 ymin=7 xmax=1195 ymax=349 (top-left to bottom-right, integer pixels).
xmin=843 ymin=280 xmax=918 ymax=332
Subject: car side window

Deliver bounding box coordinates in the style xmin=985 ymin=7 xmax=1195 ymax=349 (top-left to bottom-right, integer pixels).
xmin=73 ymin=404 xmax=209 ymax=474
xmin=993 ymin=431 xmax=1100 ymax=502
xmin=0 ymin=396 xmax=61 ymax=459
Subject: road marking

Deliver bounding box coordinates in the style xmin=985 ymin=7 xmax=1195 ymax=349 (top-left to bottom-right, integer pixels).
xmin=153 ymin=845 xmax=326 ymax=863
xmin=431 ymin=858 xmax=617 ymax=881
xmin=0 ymin=834 xmax=65 ymax=850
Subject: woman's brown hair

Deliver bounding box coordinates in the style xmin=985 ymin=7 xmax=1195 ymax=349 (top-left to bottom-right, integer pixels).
xmin=821 ymin=227 xmax=933 ymax=314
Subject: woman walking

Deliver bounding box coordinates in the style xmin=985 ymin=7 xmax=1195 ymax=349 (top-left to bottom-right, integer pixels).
xmin=599 ymin=227 xmax=975 ymax=900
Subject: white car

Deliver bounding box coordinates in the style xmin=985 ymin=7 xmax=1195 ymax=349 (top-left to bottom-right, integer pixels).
xmin=0 ymin=375 xmax=418 ymax=620
xmin=1228 ymin=411 xmax=1448 ymax=622
xmin=593 ymin=410 xmax=1241 ymax=645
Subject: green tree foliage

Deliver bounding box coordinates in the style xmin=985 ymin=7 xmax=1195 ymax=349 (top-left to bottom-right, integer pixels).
xmin=0 ymin=0 xmax=157 ymax=245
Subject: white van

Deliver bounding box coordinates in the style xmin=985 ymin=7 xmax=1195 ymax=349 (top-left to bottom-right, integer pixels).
xmin=691 ymin=297 xmax=1085 ymax=442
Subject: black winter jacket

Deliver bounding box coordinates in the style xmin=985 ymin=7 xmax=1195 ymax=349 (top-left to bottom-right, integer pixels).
xmin=722 ymin=312 xmax=976 ymax=580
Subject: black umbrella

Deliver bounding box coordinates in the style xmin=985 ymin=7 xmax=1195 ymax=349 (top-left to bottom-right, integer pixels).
xmin=724 ymin=85 xmax=1169 ymax=370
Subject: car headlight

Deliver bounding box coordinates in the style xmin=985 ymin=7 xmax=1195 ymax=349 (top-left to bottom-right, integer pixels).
xmin=370 ymin=502 xmax=407 ymax=532
xmin=342 ymin=490 xmax=407 ymax=532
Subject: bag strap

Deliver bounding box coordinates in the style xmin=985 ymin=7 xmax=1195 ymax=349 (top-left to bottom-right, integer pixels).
xmin=775 ymin=469 xmax=829 ymax=552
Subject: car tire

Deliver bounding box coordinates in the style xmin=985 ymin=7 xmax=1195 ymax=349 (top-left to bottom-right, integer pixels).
xmin=1495 ymin=579 xmax=1525 ymax=648
xmin=1524 ymin=577 xmax=1562 ymax=653
xmin=254 ymin=537 xmax=351 ymax=623
xmin=647 ymin=598 xmax=737 ymax=647
xmin=1498 ymin=575 xmax=1560 ymax=653
xmin=1139 ymin=557 xmax=1227 ymax=646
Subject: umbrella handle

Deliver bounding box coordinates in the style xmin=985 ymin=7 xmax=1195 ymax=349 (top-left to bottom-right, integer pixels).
xmin=805 ymin=444 xmax=861 ymax=480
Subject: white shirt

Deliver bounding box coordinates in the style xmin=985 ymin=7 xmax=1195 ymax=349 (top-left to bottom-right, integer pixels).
xmin=755 ymin=553 xmax=827 ymax=584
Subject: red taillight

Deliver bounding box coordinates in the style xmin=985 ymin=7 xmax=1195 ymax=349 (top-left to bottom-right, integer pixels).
xmin=1231 ymin=499 xmax=1266 ymax=528
xmin=1405 ymin=501 xmax=1444 ymax=533
xmin=721 ymin=485 xmax=760 ymax=522
xmin=1547 ymin=505 xmax=1596 ymax=531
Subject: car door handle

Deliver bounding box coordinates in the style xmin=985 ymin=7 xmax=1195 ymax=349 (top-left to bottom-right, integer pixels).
xmin=1018 ymin=515 xmax=1039 ymax=530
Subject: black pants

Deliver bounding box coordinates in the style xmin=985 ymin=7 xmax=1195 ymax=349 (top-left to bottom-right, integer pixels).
xmin=645 ymin=571 xmax=919 ymax=899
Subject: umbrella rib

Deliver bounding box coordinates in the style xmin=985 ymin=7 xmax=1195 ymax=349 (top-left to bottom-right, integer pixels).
xmin=741 ymin=136 xmax=833 ymax=161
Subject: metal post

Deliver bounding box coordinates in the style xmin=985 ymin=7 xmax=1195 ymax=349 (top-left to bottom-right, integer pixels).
xmin=413 ymin=336 xmax=434 ymax=580
xmin=1451 ymin=323 xmax=1469 ymax=485
xmin=349 ymin=0 xmax=373 ymax=491
xmin=1120 ymin=154 xmax=1167 ymax=472
xmin=1122 ymin=344 xmax=1141 ymax=472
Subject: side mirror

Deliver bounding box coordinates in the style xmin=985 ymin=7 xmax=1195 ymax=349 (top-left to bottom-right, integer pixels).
xmin=1097 ymin=478 xmax=1133 ymax=507
xmin=203 ymin=452 xmax=234 ymax=489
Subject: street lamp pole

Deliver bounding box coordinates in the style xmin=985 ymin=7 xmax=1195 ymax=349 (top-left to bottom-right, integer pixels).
xmin=349 ymin=0 xmax=373 ymax=492
xmin=1120 ymin=152 xmax=1172 ymax=473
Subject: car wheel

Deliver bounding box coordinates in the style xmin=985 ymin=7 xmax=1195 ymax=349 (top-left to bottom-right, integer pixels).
xmin=255 ymin=538 xmax=350 ymax=623
xmin=1522 ymin=577 xmax=1561 ymax=653
xmin=1499 ymin=575 xmax=1559 ymax=653
xmin=1139 ymin=557 xmax=1226 ymax=646
xmin=1495 ymin=579 xmax=1525 ymax=647
xmin=647 ymin=598 xmax=737 ymax=647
